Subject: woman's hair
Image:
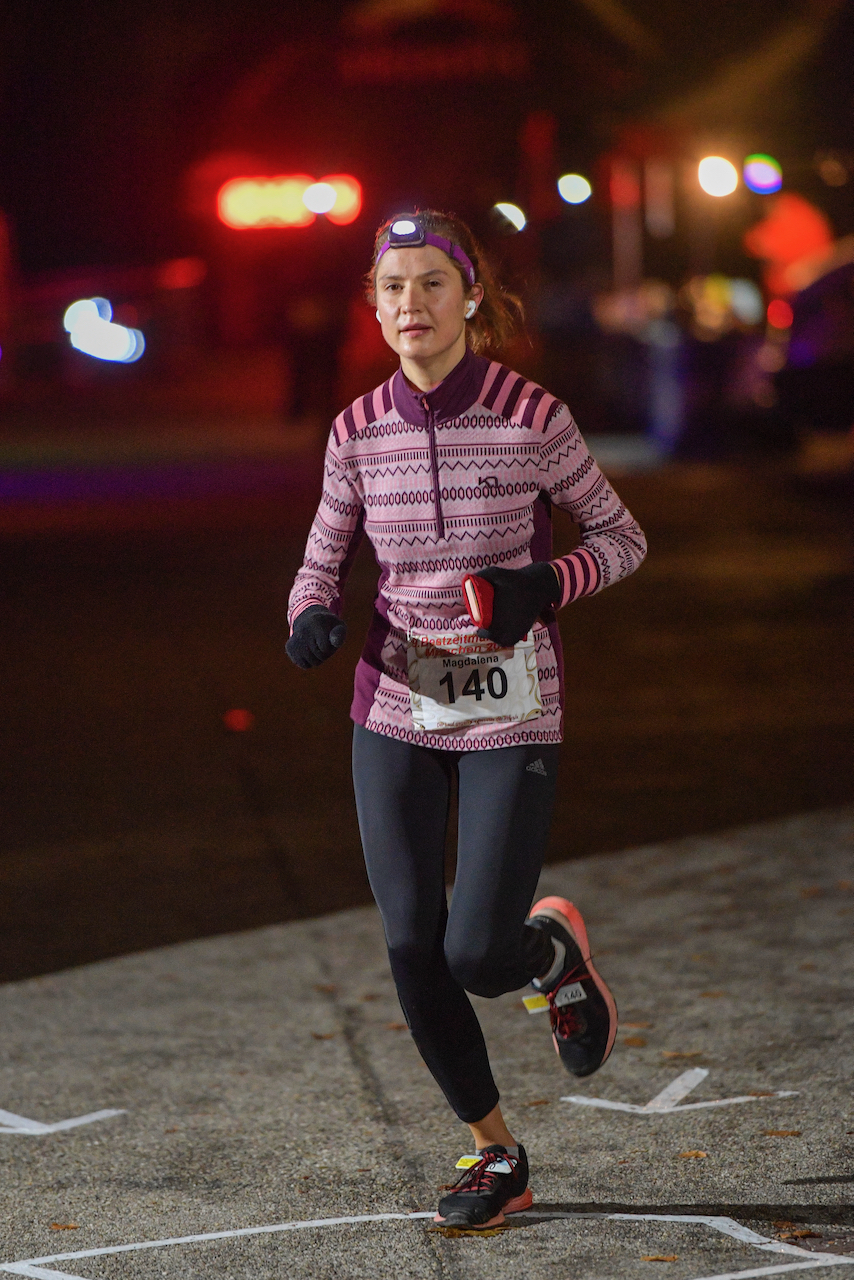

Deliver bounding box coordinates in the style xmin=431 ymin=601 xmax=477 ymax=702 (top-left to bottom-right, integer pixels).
xmin=366 ymin=209 xmax=523 ymax=354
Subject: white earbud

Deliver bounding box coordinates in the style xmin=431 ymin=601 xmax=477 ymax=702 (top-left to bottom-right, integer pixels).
xmin=375 ymin=310 xmax=381 ymax=322
xmin=465 ymin=300 xmax=477 ymax=319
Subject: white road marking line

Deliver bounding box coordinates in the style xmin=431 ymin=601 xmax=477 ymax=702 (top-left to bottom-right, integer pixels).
xmin=562 ymin=1069 xmax=799 ymax=1114
xmin=0 ymin=1214 xmax=436 ymax=1269
xmin=0 ymin=1108 xmax=125 ymax=1136
xmin=3 ymin=1266 xmax=93 ymax=1278
xmin=691 ymin=1262 xmax=853 ymax=1278
xmin=2 ymin=1209 xmax=851 ymax=1280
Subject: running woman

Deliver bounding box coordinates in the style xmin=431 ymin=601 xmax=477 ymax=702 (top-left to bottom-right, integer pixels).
xmin=287 ymin=211 xmax=646 ymax=1229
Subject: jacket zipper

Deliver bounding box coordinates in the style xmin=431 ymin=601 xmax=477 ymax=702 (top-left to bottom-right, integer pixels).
xmin=422 ymin=396 xmax=445 ymax=540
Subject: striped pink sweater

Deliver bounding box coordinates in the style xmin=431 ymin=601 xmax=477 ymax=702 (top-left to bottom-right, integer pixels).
xmin=288 ymin=347 xmax=646 ymax=750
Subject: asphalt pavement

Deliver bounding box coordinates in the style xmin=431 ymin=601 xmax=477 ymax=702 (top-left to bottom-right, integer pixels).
xmin=0 ymin=806 xmax=851 ymax=1279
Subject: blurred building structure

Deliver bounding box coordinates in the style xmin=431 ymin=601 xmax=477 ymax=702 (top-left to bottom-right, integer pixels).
xmin=0 ymin=0 xmax=851 ymax=454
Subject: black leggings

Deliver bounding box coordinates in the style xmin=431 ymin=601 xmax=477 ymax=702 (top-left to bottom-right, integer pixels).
xmin=352 ymin=724 xmax=559 ymax=1123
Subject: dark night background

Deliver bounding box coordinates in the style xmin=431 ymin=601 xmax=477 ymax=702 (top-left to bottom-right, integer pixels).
xmin=3 ymin=1 xmax=853 ymax=271
xmin=0 ymin=0 xmax=852 ymax=983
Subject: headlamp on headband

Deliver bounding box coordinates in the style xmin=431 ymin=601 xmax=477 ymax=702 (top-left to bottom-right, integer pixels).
xmin=377 ymin=215 xmax=476 ymax=286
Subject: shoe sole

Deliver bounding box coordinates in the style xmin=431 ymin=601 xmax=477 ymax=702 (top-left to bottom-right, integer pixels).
xmin=530 ymin=895 xmax=618 ymax=1071
xmin=433 ymin=1186 xmax=533 ymax=1227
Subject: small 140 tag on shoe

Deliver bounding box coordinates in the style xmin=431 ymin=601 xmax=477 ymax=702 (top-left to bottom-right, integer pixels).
xmin=555 ymin=981 xmax=586 ymax=1008
xmin=454 ymin=1155 xmax=513 ymax=1174
xmin=523 ymin=982 xmax=586 ymax=1014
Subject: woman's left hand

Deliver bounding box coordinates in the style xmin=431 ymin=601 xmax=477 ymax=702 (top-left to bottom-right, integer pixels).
xmin=471 ymin=563 xmax=561 ymax=647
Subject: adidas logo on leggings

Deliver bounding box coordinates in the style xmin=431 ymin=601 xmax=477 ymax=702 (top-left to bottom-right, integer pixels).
xmin=526 ymin=758 xmax=547 ymax=777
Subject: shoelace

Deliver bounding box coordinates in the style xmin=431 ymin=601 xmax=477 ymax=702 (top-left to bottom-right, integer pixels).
xmin=440 ymin=1151 xmax=520 ymax=1194
xmin=548 ymin=962 xmax=592 ymax=1039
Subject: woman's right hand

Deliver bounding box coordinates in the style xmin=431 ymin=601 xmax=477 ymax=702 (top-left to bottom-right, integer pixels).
xmin=286 ymin=606 xmax=348 ymax=669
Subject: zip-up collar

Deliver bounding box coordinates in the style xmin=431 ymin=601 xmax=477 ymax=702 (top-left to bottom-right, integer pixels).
xmin=392 ymin=346 xmax=488 ymax=427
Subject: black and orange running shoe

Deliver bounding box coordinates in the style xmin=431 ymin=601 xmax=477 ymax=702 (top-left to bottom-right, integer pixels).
xmin=434 ymin=1145 xmax=532 ymax=1228
xmin=526 ymin=896 xmax=618 ymax=1078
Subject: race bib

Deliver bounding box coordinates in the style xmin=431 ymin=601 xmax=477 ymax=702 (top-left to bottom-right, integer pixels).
xmin=407 ymin=630 xmax=542 ymax=733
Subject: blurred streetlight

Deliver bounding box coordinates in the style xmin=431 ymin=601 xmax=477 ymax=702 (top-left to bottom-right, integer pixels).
xmin=767 ymin=298 xmax=793 ymax=329
xmin=302 ymin=182 xmax=338 ymax=214
xmin=743 ymin=154 xmax=782 ymax=194
xmin=63 ymin=298 xmax=145 ymax=363
xmin=698 ymin=156 xmax=739 ymax=197
xmin=557 ymin=174 xmax=592 ymax=204
xmin=493 ymin=202 xmax=527 ymax=231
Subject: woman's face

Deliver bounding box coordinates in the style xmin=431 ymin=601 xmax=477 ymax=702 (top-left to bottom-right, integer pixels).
xmin=374 ymin=244 xmax=483 ymax=369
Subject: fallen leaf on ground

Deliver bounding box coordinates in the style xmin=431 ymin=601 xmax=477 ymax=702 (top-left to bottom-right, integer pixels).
xmin=662 ymin=1051 xmax=703 ymax=1059
xmin=385 ymin=1021 xmax=408 ymax=1031
xmin=780 ymin=1230 xmax=822 ymax=1240
xmin=700 ymin=991 xmax=726 ymax=998
xmin=800 ymin=886 xmax=822 ymax=898
xmin=523 ymin=1099 xmax=551 ymax=1107
xmin=624 ymin=1036 xmax=647 ymax=1047
xmin=163 ymin=1127 xmax=179 ymax=1133
xmin=837 ymin=880 xmax=853 ymax=891
xmin=361 ymin=993 xmax=379 ymax=1001
xmin=642 ymin=1255 xmax=678 ymax=1262
xmin=313 ymin=983 xmax=337 ymax=994
xmin=799 ymin=962 xmax=817 ymax=971
xmin=50 ymin=1224 xmax=79 ymax=1231
xmin=774 ymin=1220 xmax=796 ymax=1230
xmin=623 ymin=1021 xmax=653 ymax=1028
xmin=678 ymin=1150 xmax=708 ymax=1159
xmin=764 ymin=1129 xmax=801 ymax=1137
xmin=311 ymin=1032 xmax=335 ymax=1040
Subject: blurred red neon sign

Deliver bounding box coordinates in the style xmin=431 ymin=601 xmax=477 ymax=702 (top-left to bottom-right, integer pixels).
xmin=217 ymin=174 xmax=362 ymax=228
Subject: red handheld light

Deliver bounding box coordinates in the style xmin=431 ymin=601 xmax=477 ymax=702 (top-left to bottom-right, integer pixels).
xmin=462 ymin=574 xmax=494 ymax=629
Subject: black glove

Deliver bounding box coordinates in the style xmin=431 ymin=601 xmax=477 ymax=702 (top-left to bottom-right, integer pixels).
xmin=475 ymin=562 xmax=560 ymax=647
xmin=286 ymin=605 xmax=347 ymax=669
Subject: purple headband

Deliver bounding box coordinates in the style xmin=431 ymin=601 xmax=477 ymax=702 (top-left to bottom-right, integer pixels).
xmin=375 ymin=216 xmax=476 ymax=286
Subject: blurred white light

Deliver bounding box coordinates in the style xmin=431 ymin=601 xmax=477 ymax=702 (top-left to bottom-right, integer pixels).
xmin=64 ymin=299 xmax=97 ymax=332
xmin=64 ymin=297 xmax=144 ymax=363
xmin=494 ymin=202 xmax=526 ymax=231
xmin=391 ymin=219 xmax=417 ymax=235
xmin=303 ymin=182 xmax=338 ymax=214
xmin=558 ymin=174 xmax=592 ymax=204
xmin=698 ymin=156 xmax=739 ymax=197
xmin=729 ymin=278 xmax=764 ymax=325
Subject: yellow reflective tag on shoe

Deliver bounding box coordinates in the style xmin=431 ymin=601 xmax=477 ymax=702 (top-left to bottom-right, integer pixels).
xmin=455 ymin=1155 xmax=481 ymax=1169
xmin=523 ymin=993 xmax=549 ymax=1013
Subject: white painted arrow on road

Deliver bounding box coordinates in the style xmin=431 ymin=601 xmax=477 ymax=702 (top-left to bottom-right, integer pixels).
xmin=562 ymin=1068 xmax=799 ymax=1114
xmin=0 ymin=1106 xmax=125 ymax=1135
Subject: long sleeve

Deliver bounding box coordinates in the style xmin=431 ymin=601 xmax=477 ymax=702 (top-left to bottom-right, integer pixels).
xmin=287 ymin=432 xmax=365 ymax=629
xmin=538 ymin=405 xmax=647 ymax=606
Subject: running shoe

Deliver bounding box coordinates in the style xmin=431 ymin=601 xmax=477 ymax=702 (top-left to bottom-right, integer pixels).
xmin=527 ymin=895 xmax=617 ymax=1077
xmin=434 ymin=1145 xmax=532 ymax=1228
